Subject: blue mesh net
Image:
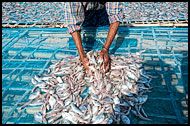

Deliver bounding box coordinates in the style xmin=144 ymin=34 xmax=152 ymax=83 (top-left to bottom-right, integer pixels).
xmin=2 ymin=27 xmax=188 ymax=124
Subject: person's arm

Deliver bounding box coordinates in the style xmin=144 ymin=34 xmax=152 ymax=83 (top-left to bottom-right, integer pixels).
xmin=100 ymin=22 xmax=120 ymax=72
xmin=64 ymin=2 xmax=90 ymax=72
xmin=64 ymin=2 xmax=84 ymax=34
xmin=71 ymin=31 xmax=90 ymax=72
xmin=100 ymin=2 xmax=124 ymax=73
xmin=103 ymin=21 xmax=120 ymax=50
xmin=104 ymin=2 xmax=124 ymax=50
xmin=71 ymin=31 xmax=86 ymax=60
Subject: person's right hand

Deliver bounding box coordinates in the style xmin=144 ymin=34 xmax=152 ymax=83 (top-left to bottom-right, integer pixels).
xmin=81 ymin=56 xmax=90 ymax=74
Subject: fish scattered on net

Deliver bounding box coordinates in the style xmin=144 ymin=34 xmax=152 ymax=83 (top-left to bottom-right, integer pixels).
xmin=17 ymin=50 xmax=154 ymax=124
xmin=2 ymin=2 xmax=188 ymax=24
xmin=123 ymin=2 xmax=188 ymax=22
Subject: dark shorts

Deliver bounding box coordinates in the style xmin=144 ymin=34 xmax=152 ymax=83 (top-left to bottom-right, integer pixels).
xmin=82 ymin=7 xmax=110 ymax=27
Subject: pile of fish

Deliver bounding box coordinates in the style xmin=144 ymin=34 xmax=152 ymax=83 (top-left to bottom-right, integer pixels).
xmin=17 ymin=50 xmax=153 ymax=124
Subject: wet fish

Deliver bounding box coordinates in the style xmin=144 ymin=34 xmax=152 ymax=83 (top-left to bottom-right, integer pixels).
xmin=70 ymin=102 xmax=84 ymax=116
xmin=29 ymin=90 xmax=41 ymax=99
xmin=121 ymin=115 xmax=130 ymax=124
xmin=49 ymin=96 xmax=56 ymax=109
xmin=34 ymin=112 xmax=43 ymax=123
xmin=92 ymin=114 xmax=105 ymax=124
xmin=18 ymin=50 xmax=153 ymax=124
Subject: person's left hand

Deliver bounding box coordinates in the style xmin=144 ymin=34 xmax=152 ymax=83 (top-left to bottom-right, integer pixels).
xmin=99 ymin=48 xmax=110 ymax=73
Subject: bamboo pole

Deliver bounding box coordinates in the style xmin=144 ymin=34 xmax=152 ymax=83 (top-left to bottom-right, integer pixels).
xmin=2 ymin=20 xmax=188 ymax=28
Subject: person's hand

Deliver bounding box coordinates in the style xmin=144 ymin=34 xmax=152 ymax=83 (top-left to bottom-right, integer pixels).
xmin=81 ymin=56 xmax=90 ymax=74
xmin=100 ymin=47 xmax=110 ymax=73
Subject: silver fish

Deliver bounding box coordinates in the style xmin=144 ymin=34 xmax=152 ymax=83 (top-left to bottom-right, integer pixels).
xmin=31 ymin=77 xmax=38 ymax=85
xmin=121 ymin=115 xmax=130 ymax=124
xmin=62 ymin=112 xmax=78 ymax=124
xmin=70 ymin=102 xmax=84 ymax=115
xmin=49 ymin=95 xmax=56 ymax=109
xmin=34 ymin=112 xmax=43 ymax=123
xmin=19 ymin=50 xmax=153 ymax=124
xmin=29 ymin=90 xmax=41 ymax=99
xmin=92 ymin=114 xmax=105 ymax=124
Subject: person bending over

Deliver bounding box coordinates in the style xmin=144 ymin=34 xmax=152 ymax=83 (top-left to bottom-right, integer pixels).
xmin=64 ymin=2 xmax=124 ymax=74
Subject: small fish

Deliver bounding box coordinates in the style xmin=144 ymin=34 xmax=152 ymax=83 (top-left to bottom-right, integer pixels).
xmin=92 ymin=114 xmax=105 ymax=124
xmin=126 ymin=100 xmax=134 ymax=107
xmin=53 ymin=117 xmax=65 ymax=124
xmin=29 ymin=99 xmax=44 ymax=106
xmin=92 ymin=106 xmax=99 ymax=115
xmin=102 ymin=98 xmax=114 ymax=103
xmin=29 ymin=90 xmax=41 ymax=99
xmin=40 ymin=76 xmax=52 ymax=81
xmin=111 ymin=70 xmax=121 ymax=75
xmin=34 ymin=112 xmax=43 ymax=123
xmin=113 ymin=104 xmax=120 ymax=113
xmin=64 ymin=98 xmax=72 ymax=106
xmin=119 ymin=102 xmax=130 ymax=107
xmin=70 ymin=102 xmax=84 ymax=115
xmin=83 ymin=113 xmax=91 ymax=121
xmin=79 ymin=105 xmax=87 ymax=113
xmin=111 ymin=65 xmax=129 ymax=69
xmin=125 ymin=71 xmax=138 ymax=81
xmin=69 ymin=111 xmax=88 ymax=123
xmin=62 ymin=112 xmax=77 ymax=124
xmin=139 ymin=105 xmax=148 ymax=118
xmin=137 ymin=95 xmax=148 ymax=104
xmin=125 ymin=106 xmax=131 ymax=115
xmin=49 ymin=96 xmax=56 ymax=109
xmin=121 ymin=115 xmax=130 ymax=124
xmin=135 ymin=105 xmax=151 ymax=121
xmin=127 ymin=97 xmax=138 ymax=103
xmin=92 ymin=99 xmax=102 ymax=107
xmin=31 ymin=77 xmax=38 ymax=85
xmin=121 ymin=89 xmax=133 ymax=97
xmin=61 ymin=119 xmax=72 ymax=124
xmin=41 ymin=104 xmax=46 ymax=117
xmin=46 ymin=104 xmax=50 ymax=111
xmin=106 ymin=83 xmax=112 ymax=92
xmin=48 ymin=112 xmax=62 ymax=124
xmin=31 ymin=86 xmax=39 ymax=93
xmin=54 ymin=71 xmax=67 ymax=76
xmin=107 ymin=117 xmax=113 ymax=124
xmin=56 ymin=76 xmax=63 ymax=83
xmin=45 ymin=108 xmax=62 ymax=118
xmin=113 ymin=96 xmax=120 ymax=105
xmin=20 ymin=99 xmax=34 ymax=110
xmin=34 ymin=75 xmax=42 ymax=82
